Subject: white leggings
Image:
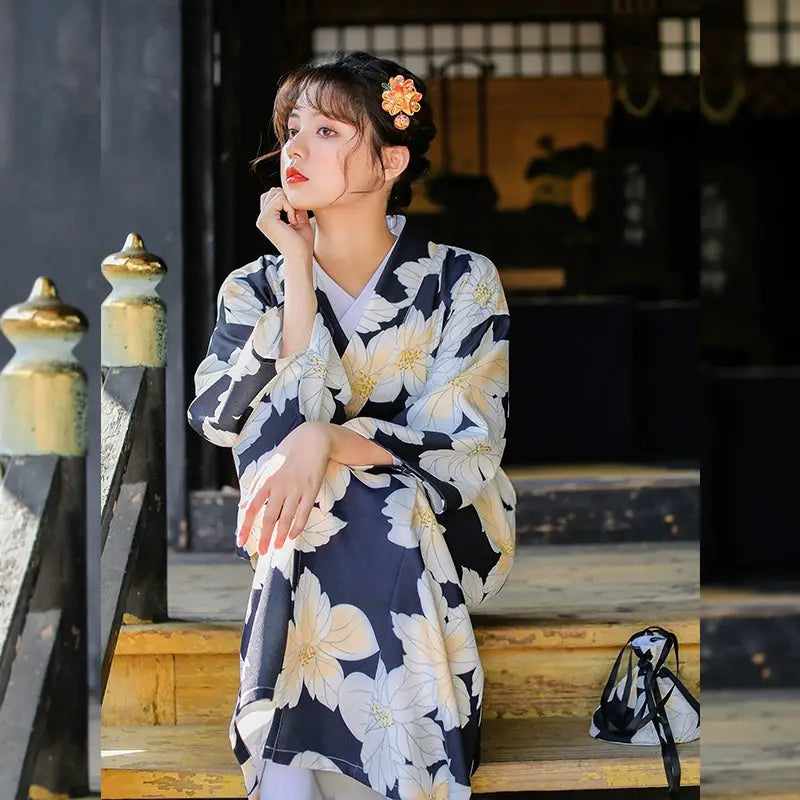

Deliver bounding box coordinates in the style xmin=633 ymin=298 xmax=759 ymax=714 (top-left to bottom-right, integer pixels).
xmin=258 ymin=758 xmax=387 ymax=800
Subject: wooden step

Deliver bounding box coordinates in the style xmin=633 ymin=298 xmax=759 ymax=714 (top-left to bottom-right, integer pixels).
xmin=701 ymin=688 xmax=800 ymax=799
xmin=103 ymin=543 xmax=699 ymax=726
xmin=702 ymin=584 xmax=800 ymax=688
xmin=508 ymin=463 xmax=699 ymax=545
xmin=166 ymin=541 xmax=700 ymax=624
xmin=101 ymin=716 xmax=699 ymax=798
xmin=189 ymin=464 xmax=699 ymax=551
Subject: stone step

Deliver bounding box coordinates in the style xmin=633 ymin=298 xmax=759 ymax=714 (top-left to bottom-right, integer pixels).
xmin=103 ymin=543 xmax=699 ymax=726
xmin=701 ymin=688 xmax=800 ymax=799
xmin=100 ymin=716 xmax=700 ymax=797
xmin=189 ymin=463 xmax=699 ymax=551
xmin=702 ymin=585 xmax=800 ymax=688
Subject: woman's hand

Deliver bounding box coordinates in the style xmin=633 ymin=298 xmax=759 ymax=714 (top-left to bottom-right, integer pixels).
xmin=236 ymin=421 xmax=333 ymax=555
xmin=256 ymin=187 xmax=314 ymax=264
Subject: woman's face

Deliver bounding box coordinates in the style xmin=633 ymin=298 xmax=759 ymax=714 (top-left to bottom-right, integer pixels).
xmin=280 ymin=89 xmax=382 ymax=211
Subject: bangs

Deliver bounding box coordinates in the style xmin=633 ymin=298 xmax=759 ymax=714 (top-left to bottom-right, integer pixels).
xmin=272 ymin=68 xmax=368 ymax=142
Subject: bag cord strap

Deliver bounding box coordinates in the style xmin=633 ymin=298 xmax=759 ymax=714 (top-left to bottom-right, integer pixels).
xmin=597 ymin=626 xmax=684 ymax=795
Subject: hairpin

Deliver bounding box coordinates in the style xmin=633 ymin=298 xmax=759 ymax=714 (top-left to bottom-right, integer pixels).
xmin=381 ymin=75 xmax=423 ymax=130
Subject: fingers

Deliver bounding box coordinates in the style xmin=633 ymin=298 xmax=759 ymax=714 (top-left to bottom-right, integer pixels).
xmin=273 ymin=492 xmax=301 ymax=550
xmin=289 ymin=495 xmax=315 ymax=541
xmin=257 ymin=492 xmax=285 ymax=555
xmin=259 ymin=188 xmax=297 ymax=226
xmin=238 ymin=479 xmax=271 ymax=548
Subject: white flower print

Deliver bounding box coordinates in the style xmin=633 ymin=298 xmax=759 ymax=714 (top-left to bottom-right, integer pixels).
xmin=318 ymin=459 xmax=352 ymax=513
xmin=418 ymin=427 xmax=503 ymax=506
xmin=339 ymin=658 xmax=446 ymax=795
xmin=342 ymin=326 xmax=400 ymax=415
xmin=351 ymin=468 xmax=392 ymax=490
xmin=269 ymin=314 xmax=351 ymax=420
xmin=229 ymin=696 xmax=279 ymax=790
xmin=382 ymin=483 xmax=459 ymax=585
xmin=459 ymin=567 xmax=486 ymax=610
xmin=445 ymin=252 xmax=507 ymax=341
xmin=408 ymin=328 xmax=508 ymax=435
xmin=236 ymin=444 xmax=282 ymax=498
xmin=288 ymin=751 xmax=343 ymax=772
xmin=270 ymin=506 xmax=348 ymax=579
xmin=391 ymin=575 xmax=479 ymax=731
xmin=232 ymin=401 xmax=275 ymax=461
xmin=472 ymin=473 xmax=515 ymax=601
xmin=248 ymin=305 xmax=284 ymax=360
xmin=222 ymin=273 xmax=261 ymax=318
xmin=342 ymin=415 xmax=425 ymax=446
xmin=395 ymin=243 xmax=448 ymax=302
xmin=396 ymin=763 xmax=473 ymax=800
xmin=373 ymin=307 xmax=437 ymax=403
xmin=227 ymin=256 xmax=268 ymax=283
xmin=356 ymin=293 xmax=404 ymax=333
xmin=274 ymin=568 xmax=379 ymax=711
xmin=193 ymin=352 xmax=234 ymax=395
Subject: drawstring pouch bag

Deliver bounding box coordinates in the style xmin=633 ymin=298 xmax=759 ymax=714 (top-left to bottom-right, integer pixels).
xmin=589 ymin=625 xmax=700 ymax=795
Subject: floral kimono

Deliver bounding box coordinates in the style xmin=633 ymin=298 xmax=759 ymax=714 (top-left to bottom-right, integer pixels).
xmin=187 ymin=213 xmax=516 ymax=800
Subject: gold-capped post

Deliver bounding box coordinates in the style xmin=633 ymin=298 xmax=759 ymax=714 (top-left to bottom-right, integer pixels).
xmin=0 ymin=277 xmax=88 ymax=455
xmin=101 ymin=233 xmax=167 ymax=367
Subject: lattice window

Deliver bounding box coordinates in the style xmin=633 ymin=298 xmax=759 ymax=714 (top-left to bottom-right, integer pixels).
xmin=311 ymin=21 xmax=606 ymax=78
xmin=746 ymin=0 xmax=800 ymax=65
xmin=659 ymin=17 xmax=700 ymax=75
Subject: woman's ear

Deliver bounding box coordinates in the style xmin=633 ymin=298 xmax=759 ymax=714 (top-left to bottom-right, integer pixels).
xmin=382 ymin=145 xmax=410 ymax=182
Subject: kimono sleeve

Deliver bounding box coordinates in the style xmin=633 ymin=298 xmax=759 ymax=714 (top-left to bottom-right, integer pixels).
xmin=187 ymin=260 xmax=350 ymax=448
xmin=340 ymin=253 xmax=510 ymax=514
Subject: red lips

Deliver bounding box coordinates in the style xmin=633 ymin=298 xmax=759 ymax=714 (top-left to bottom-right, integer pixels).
xmin=286 ymin=166 xmax=308 ymax=183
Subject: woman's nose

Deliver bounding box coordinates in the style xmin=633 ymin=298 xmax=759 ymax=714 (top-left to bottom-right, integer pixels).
xmin=287 ymin=132 xmax=307 ymax=160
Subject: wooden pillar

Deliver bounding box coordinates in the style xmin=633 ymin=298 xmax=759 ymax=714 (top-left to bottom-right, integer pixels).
xmin=0 ymin=277 xmax=89 ymax=797
xmin=101 ymin=233 xmax=168 ymax=623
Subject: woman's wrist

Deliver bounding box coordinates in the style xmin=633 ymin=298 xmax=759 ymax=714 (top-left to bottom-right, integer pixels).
xmin=310 ymin=421 xmax=394 ymax=467
xmin=280 ymin=257 xmax=316 ymax=359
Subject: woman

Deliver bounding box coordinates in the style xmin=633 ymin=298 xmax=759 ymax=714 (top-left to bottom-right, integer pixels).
xmin=187 ymin=50 xmax=516 ymax=800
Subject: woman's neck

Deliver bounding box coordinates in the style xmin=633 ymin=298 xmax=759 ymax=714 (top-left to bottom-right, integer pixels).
xmin=311 ymin=205 xmax=398 ymax=297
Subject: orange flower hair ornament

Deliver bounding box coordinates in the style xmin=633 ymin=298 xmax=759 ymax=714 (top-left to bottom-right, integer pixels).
xmin=381 ymin=75 xmax=423 ymax=130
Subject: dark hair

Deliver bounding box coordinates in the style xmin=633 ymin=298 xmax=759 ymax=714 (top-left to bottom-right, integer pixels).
xmin=250 ymin=51 xmax=437 ymax=215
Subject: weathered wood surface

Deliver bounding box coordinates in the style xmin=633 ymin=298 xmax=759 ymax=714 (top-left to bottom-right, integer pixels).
xmin=701 ymin=689 xmax=800 ymax=798
xmin=164 ymin=542 xmax=699 ymax=624
xmin=103 ymin=543 xmax=699 ymax=725
xmin=101 ymin=365 xmax=167 ymax=631
xmin=0 ymin=455 xmax=58 ymax=694
xmin=702 ymin=586 xmax=800 ymax=688
xmin=0 ymin=609 xmax=61 ymax=800
xmin=100 ymin=481 xmax=148 ymax=695
xmin=100 ymin=715 xmax=699 ymax=798
xmin=103 ymin=621 xmax=699 ymax=727
xmin=100 ymin=366 xmax=146 ymax=535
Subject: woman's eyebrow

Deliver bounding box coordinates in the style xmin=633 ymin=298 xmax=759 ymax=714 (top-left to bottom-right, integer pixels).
xmin=288 ymin=108 xmax=335 ymax=122
xmin=288 ymin=106 xmax=325 ymax=119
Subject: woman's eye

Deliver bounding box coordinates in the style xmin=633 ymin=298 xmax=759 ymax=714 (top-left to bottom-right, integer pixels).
xmin=286 ymin=128 xmax=298 ymax=138
xmin=319 ymin=126 xmax=335 ymax=137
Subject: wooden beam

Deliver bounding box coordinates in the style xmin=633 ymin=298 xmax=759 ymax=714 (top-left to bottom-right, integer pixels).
xmin=101 ymin=366 xmax=146 ymax=540
xmin=0 ymin=455 xmax=59 ymax=697
xmin=308 ymin=0 xmax=702 ymax=24
xmin=310 ymin=0 xmax=614 ymax=24
xmin=0 ymin=609 xmax=61 ymax=800
xmin=101 ymin=481 xmax=148 ymax=698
